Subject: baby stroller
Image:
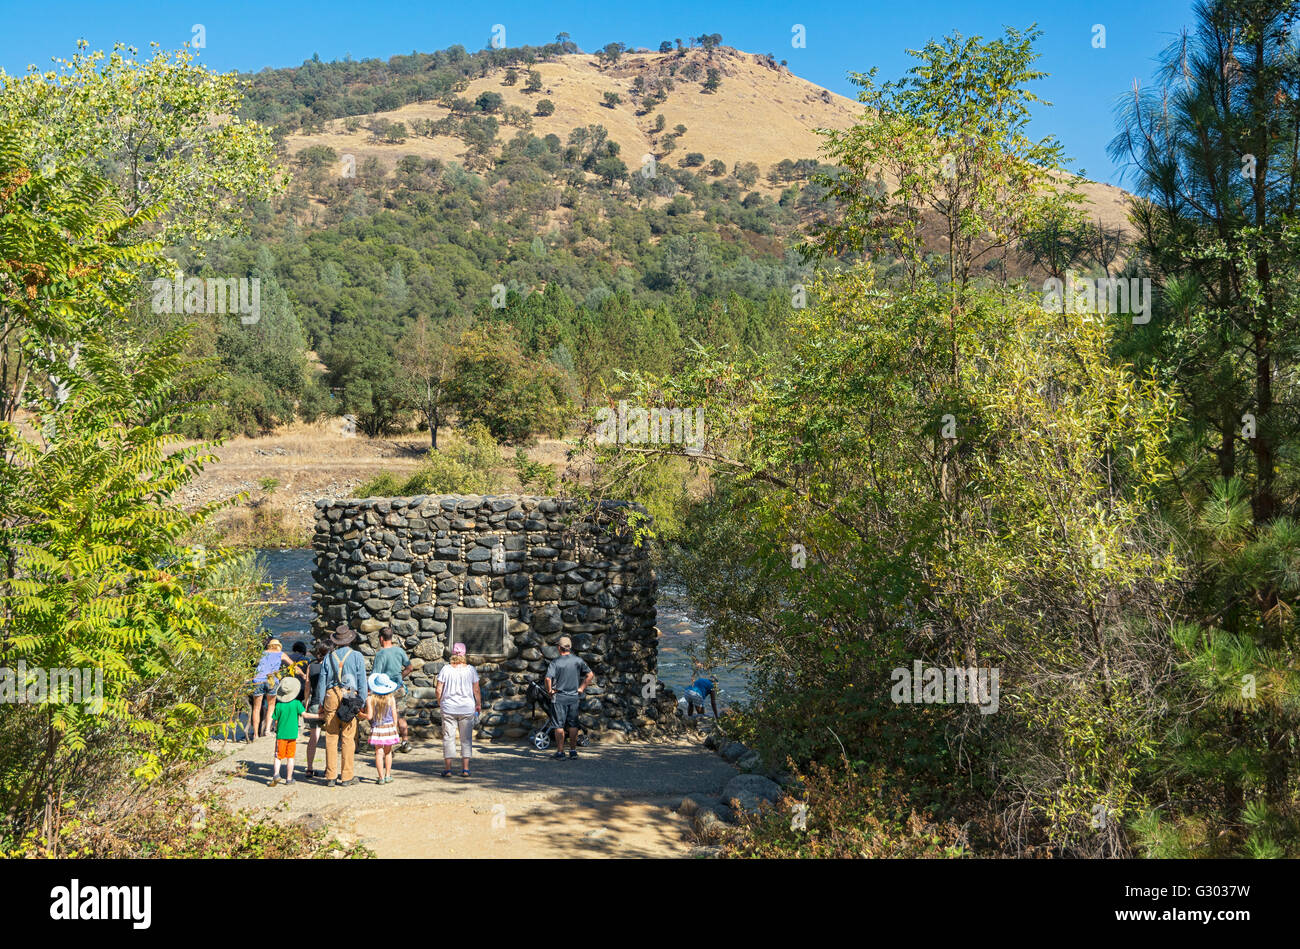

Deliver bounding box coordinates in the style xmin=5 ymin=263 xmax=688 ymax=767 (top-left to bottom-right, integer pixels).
xmin=525 ymin=680 xmax=590 ymax=750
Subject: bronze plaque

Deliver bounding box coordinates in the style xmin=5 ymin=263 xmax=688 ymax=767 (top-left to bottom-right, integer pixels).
xmin=449 ymin=608 xmax=508 ymax=657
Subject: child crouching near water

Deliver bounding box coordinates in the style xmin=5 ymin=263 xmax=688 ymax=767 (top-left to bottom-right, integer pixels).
xmin=269 ymin=676 xmax=305 ymax=787
xmin=364 ymin=672 xmax=401 ymax=785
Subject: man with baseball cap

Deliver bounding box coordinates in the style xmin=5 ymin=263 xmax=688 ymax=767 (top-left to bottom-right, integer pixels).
xmin=545 ymin=636 xmax=593 ymax=760
xmin=318 ymin=623 xmax=368 ymax=786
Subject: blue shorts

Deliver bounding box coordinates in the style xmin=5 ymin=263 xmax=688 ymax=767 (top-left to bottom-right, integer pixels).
xmin=553 ymin=693 xmax=581 ymax=729
xmin=684 ymin=687 xmax=705 ymax=709
xmin=248 ymin=679 xmax=276 ymax=698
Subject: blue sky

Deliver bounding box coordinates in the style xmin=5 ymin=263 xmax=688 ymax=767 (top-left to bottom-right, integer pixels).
xmin=0 ymin=0 xmax=1196 ymax=185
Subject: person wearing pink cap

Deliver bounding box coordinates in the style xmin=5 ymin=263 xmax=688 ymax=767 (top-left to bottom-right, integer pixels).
xmin=436 ymin=642 xmax=481 ymax=777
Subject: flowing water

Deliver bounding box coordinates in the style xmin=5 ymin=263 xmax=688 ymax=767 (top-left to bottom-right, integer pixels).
xmin=254 ymin=548 xmax=752 ymax=707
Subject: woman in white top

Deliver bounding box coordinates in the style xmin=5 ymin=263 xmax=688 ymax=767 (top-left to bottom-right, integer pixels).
xmin=436 ymin=642 xmax=481 ymax=777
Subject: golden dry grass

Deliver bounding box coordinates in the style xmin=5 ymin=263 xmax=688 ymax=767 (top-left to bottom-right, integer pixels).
xmin=282 ymin=46 xmax=1133 ymax=230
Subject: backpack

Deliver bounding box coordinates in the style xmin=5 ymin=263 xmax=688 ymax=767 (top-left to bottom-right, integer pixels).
xmin=331 ymin=649 xmax=365 ymax=722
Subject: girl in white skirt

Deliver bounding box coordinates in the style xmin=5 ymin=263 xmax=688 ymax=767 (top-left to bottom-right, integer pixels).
xmin=364 ymin=672 xmax=401 ymax=784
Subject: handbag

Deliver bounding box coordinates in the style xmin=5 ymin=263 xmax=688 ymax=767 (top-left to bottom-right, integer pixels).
xmin=330 ymin=649 xmax=365 ymax=723
xmin=336 ymin=694 xmax=364 ymax=723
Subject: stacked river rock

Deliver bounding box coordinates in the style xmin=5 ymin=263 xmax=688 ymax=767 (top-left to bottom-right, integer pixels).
xmin=311 ymin=495 xmax=681 ymax=740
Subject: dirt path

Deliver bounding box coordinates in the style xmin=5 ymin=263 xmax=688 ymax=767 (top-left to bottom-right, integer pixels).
xmin=202 ymin=732 xmax=736 ymax=858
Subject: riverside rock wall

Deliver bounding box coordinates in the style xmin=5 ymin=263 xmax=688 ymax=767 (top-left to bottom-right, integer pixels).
xmin=311 ymin=495 xmax=679 ymax=740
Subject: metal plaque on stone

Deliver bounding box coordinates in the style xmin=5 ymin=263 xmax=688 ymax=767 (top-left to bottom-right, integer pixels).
xmin=449 ymin=608 xmax=508 ymax=657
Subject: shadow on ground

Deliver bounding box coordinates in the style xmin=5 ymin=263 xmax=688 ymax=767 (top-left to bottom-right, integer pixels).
xmin=204 ymin=732 xmax=736 ymax=858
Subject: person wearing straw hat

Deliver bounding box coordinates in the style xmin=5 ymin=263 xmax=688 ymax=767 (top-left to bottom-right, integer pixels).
xmin=363 ymin=672 xmax=401 ymax=785
xmin=268 ymin=676 xmax=305 ymax=787
xmin=248 ymin=637 xmax=290 ymax=742
xmin=318 ymin=624 xmax=368 ymax=787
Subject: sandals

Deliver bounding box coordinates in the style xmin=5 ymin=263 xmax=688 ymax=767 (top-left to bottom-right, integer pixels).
xmin=440 ymin=769 xmax=453 ymax=778
xmin=461 ymin=769 xmax=471 ymax=777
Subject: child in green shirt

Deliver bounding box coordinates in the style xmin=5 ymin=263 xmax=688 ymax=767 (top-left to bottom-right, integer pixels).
xmin=269 ymin=677 xmax=305 ymax=787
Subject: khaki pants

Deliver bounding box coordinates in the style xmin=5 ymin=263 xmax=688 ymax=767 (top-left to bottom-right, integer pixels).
xmin=322 ymin=687 xmax=357 ymax=781
xmin=441 ymin=712 xmax=474 ymax=760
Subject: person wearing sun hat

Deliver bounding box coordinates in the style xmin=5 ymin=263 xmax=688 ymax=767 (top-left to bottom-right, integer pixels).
xmin=371 ymin=627 xmax=413 ymax=753
xmin=318 ymin=623 xmax=368 ymax=786
xmin=268 ymin=675 xmax=304 ymax=787
xmin=362 ymin=672 xmax=401 ymax=785
xmin=248 ymin=636 xmax=290 ymax=742
xmin=436 ymin=643 xmax=481 ymax=777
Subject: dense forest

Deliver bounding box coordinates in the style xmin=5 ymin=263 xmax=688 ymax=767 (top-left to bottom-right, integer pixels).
xmin=160 ymin=36 xmax=853 ymax=441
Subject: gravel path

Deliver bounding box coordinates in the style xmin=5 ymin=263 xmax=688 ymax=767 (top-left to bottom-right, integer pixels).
xmin=202 ymin=731 xmax=737 ymax=858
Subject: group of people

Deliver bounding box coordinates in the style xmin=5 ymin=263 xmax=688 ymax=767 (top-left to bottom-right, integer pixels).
xmin=246 ymin=625 xmax=717 ymax=786
xmin=246 ymin=625 xmax=417 ymax=787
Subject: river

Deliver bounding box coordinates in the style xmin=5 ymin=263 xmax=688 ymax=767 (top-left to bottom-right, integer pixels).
xmin=254 ymin=548 xmax=752 ymax=707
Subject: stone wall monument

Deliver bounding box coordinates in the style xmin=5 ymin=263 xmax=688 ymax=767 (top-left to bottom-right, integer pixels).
xmin=311 ymin=494 xmax=680 ymax=739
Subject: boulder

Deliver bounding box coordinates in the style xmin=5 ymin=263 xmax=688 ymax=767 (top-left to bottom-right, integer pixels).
xmin=719 ymin=741 xmax=749 ymax=763
xmin=736 ymin=750 xmax=764 ymax=773
xmin=721 ymin=774 xmax=783 ymax=817
xmin=675 ymin=793 xmax=717 ymax=818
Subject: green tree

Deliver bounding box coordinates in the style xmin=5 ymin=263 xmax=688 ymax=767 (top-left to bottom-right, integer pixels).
xmin=1110 ymin=0 xmax=1300 ymax=854
xmin=594 ymin=154 xmax=628 ymax=187
xmin=397 ymin=313 xmax=462 ymax=450
xmin=448 ymin=322 xmax=568 ymax=442
xmin=0 ymin=42 xmax=287 ymax=251
xmin=0 ymin=127 xmax=265 ymax=842
xmin=810 ymin=26 xmax=1076 ymax=298
xmin=733 ymin=160 xmax=759 ymax=187
xmin=475 ymin=90 xmax=503 ymax=113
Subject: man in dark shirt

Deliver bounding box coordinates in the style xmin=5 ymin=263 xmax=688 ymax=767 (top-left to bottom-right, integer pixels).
xmin=545 ymin=636 xmax=593 ymax=760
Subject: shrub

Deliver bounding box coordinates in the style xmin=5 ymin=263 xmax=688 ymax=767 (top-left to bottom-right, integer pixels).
xmin=720 ymin=760 xmax=969 ymax=859
xmin=512 ymin=448 xmax=558 ymax=493
xmin=4 ymin=791 xmax=370 ymax=859
xmin=355 ymin=423 xmax=506 ymax=497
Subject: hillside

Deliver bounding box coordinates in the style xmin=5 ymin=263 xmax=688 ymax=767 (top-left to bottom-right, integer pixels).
xmin=273 ymin=45 xmax=1133 ymax=230
xmin=179 ymin=41 xmax=1141 ymax=448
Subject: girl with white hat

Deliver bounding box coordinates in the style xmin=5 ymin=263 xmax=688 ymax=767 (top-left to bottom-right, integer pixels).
xmin=363 ymin=672 xmax=401 ymax=785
